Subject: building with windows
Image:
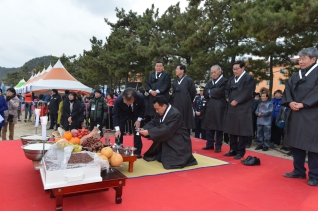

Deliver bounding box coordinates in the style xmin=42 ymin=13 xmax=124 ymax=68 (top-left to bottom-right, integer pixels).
xmin=256 ymin=66 xmax=288 ymax=94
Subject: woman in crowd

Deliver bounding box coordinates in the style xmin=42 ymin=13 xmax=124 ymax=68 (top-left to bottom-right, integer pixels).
xmin=105 ymin=93 xmax=114 ymax=129
xmin=1 ymin=88 xmax=20 ymax=140
xmin=0 ymin=89 xmax=8 ymax=134
xmin=77 ymin=95 xmax=85 ymax=129
xmin=61 ymin=92 xmax=81 ymax=130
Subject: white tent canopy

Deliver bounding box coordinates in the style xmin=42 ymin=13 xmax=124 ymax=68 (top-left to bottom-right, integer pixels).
xmin=29 ymin=60 xmax=92 ymax=94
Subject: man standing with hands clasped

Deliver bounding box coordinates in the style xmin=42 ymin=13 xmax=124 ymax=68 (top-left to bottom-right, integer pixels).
xmin=223 ymin=61 xmax=256 ymax=159
xmin=113 ymin=88 xmax=146 ymax=158
xmin=170 ymin=64 xmax=196 ymax=133
xmin=146 ymin=61 xmax=171 ymax=122
xmin=282 ymin=47 xmax=318 ymax=186
xmin=201 ymin=65 xmax=228 ymax=152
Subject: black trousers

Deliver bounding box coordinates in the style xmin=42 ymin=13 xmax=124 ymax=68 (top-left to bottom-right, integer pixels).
xmin=271 ymin=119 xmax=283 ymax=145
xmin=291 ymin=148 xmax=318 ymax=179
xmin=49 ymin=113 xmax=58 ymax=129
xmin=223 ymin=133 xmax=229 ymax=144
xmin=194 ymin=117 xmax=206 ymax=139
xmin=229 ymin=135 xmax=247 ymax=156
xmin=206 ymin=130 xmax=223 ymax=149
xmin=117 ymin=116 xmax=142 ymax=155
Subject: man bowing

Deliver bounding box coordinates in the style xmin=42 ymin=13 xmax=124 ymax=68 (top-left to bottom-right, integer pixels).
xmin=113 ymin=88 xmax=146 ymax=158
xmin=139 ymin=96 xmax=198 ymax=169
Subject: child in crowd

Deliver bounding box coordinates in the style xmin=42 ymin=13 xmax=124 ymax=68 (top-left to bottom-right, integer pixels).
xmin=255 ymin=93 xmax=273 ymax=151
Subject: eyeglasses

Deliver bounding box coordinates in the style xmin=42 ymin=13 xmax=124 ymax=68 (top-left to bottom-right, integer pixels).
xmin=233 ymin=68 xmax=241 ymax=71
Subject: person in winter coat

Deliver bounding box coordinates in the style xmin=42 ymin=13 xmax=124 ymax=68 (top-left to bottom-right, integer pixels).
xmin=270 ymin=89 xmax=283 ymax=147
xmin=0 ymin=91 xmax=8 ymax=134
xmin=2 ymin=88 xmax=20 ymax=140
xmin=48 ymin=89 xmax=61 ymax=130
xmin=23 ymin=91 xmax=32 ymax=122
xmin=77 ymin=95 xmax=85 ymax=129
xmin=86 ymin=90 xmax=107 ymax=137
xmin=254 ymin=93 xmax=273 ymax=151
xmin=62 ymin=92 xmax=81 ymax=130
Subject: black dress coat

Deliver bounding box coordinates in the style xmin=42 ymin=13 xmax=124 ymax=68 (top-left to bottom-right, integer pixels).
xmin=48 ymin=94 xmax=61 ymax=114
xmin=223 ymin=73 xmax=256 ymax=136
xmin=201 ymin=76 xmax=228 ymax=131
xmin=146 ymin=71 xmax=171 ymax=117
xmin=113 ymin=92 xmax=146 ymax=127
xmin=170 ymin=76 xmax=196 ymax=129
xmin=61 ymin=100 xmax=81 ymax=130
xmin=282 ymin=64 xmax=318 ymax=153
xmin=143 ymin=106 xmax=198 ymax=169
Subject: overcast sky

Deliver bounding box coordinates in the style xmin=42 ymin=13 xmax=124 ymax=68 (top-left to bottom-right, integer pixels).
xmin=0 ymin=0 xmax=187 ymax=68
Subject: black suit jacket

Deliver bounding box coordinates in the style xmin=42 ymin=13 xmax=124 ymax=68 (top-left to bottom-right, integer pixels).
xmin=113 ymin=92 xmax=146 ymax=127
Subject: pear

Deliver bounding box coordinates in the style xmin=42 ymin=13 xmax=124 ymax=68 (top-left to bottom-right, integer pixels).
xmin=73 ymin=144 xmax=83 ymax=152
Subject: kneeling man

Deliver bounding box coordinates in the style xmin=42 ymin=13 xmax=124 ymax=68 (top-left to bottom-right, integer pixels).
xmin=139 ymin=96 xmax=197 ymax=169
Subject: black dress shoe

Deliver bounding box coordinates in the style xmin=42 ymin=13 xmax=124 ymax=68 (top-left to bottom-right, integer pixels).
xmin=224 ymin=150 xmax=237 ymax=157
xmin=283 ymin=171 xmax=306 ymax=179
xmin=241 ymin=155 xmax=253 ymax=164
xmin=255 ymin=145 xmax=263 ymax=150
xmin=262 ymin=147 xmax=269 ymax=151
xmin=202 ymin=146 xmax=214 ymax=150
xmin=308 ymin=177 xmax=318 ymax=186
xmin=215 ymin=148 xmax=221 ymax=153
xmin=243 ymin=157 xmax=261 ymax=166
xmin=234 ymin=154 xmax=243 ymax=160
xmin=246 ymin=144 xmax=251 ymax=148
xmin=137 ymin=154 xmax=143 ymax=159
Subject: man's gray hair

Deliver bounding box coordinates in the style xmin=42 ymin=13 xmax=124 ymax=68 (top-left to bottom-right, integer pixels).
xmin=122 ymin=87 xmax=137 ymax=101
xmin=211 ymin=65 xmax=222 ymax=72
xmin=298 ymin=47 xmax=318 ymax=59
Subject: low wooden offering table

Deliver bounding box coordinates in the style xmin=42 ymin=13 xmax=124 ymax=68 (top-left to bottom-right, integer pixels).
xmin=50 ymin=168 xmax=127 ymax=211
xmin=121 ymin=153 xmax=137 ymax=172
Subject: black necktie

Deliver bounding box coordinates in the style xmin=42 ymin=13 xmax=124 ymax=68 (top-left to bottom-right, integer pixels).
xmin=128 ymin=105 xmax=132 ymax=113
xmin=235 ymin=76 xmax=238 ymax=80
xmin=157 ymin=72 xmax=160 ymax=78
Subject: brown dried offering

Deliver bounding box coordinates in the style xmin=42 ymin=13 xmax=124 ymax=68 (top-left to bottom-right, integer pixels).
xmin=68 ymin=153 xmax=94 ymax=164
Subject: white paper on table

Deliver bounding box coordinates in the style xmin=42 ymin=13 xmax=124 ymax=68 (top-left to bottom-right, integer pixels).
xmin=34 ymin=109 xmax=41 ymax=127
xmin=41 ymin=124 xmax=46 ymax=140
xmin=40 ymin=116 xmax=48 ymax=125
xmin=40 ymin=116 xmax=48 ymax=140
xmin=0 ymin=114 xmax=3 ymax=123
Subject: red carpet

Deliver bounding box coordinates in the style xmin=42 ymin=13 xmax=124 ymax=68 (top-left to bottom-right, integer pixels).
xmin=0 ymin=137 xmax=317 ymax=211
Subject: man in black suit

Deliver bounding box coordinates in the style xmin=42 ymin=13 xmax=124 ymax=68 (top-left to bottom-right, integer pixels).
xmin=113 ymin=88 xmax=146 ymax=158
xmin=146 ymin=61 xmax=171 ymax=122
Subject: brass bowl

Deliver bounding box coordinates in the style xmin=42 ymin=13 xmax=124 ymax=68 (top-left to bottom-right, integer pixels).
xmin=21 ymin=143 xmax=53 ymax=161
xmin=20 ymin=135 xmax=51 ymax=145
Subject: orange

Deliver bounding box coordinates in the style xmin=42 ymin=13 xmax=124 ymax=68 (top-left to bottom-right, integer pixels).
xmin=69 ymin=137 xmax=80 ymax=145
xmin=54 ymin=137 xmax=62 ymax=143
xmin=63 ymin=131 xmax=72 ymax=141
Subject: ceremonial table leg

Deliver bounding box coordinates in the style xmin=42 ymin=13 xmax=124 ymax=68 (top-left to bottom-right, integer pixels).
xmin=55 ymin=195 xmax=63 ymax=211
xmin=114 ymin=187 xmax=123 ymax=204
xmin=128 ymin=161 xmax=134 ymax=172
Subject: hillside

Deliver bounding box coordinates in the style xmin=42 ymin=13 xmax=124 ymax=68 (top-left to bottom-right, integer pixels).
xmin=0 ymin=67 xmax=20 ymax=79
xmin=0 ymin=55 xmax=55 ymax=79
